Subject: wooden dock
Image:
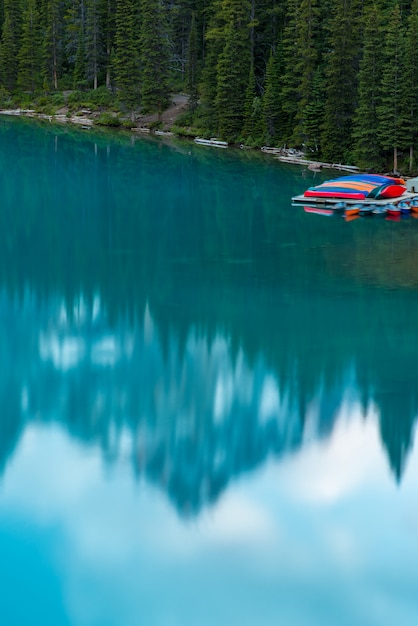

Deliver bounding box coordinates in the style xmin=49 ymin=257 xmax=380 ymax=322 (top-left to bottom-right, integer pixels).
xmin=278 ymin=155 xmax=360 ymax=172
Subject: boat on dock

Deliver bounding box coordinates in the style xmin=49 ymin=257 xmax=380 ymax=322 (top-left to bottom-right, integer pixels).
xmin=386 ymin=204 xmax=401 ymax=216
xmin=397 ymin=200 xmax=411 ymax=213
xmin=409 ymin=198 xmax=418 ymax=212
xmin=372 ymin=206 xmax=387 ymax=216
xmin=302 ymin=174 xmax=407 ymax=201
xmin=359 ymin=204 xmax=376 ymax=215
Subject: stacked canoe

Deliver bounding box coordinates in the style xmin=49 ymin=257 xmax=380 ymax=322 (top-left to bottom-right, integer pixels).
xmin=302 ymin=174 xmax=407 ymax=201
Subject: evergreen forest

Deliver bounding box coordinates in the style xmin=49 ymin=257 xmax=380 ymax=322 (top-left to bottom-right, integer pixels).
xmin=1 ymin=0 xmax=418 ymax=170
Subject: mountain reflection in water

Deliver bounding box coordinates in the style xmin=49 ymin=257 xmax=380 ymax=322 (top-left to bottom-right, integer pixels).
xmin=0 ymin=116 xmax=417 ymax=523
xmin=0 ymin=281 xmax=416 ymax=518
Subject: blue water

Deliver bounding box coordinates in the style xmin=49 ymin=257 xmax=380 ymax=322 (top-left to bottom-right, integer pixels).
xmin=1 ymin=116 xmax=418 ymax=626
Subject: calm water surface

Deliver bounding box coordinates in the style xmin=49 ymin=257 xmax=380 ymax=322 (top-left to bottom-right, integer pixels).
xmin=0 ymin=116 xmax=418 ymax=626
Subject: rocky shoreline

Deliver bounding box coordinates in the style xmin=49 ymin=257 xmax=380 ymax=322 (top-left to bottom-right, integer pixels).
xmin=0 ymin=107 xmax=362 ymax=173
xmin=0 ymin=108 xmax=94 ymax=127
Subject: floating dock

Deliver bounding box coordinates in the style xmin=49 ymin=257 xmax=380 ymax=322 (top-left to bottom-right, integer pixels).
xmin=291 ymin=192 xmax=417 ymax=207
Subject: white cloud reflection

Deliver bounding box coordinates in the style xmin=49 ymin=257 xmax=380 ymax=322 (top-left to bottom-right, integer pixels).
xmin=279 ymin=400 xmax=387 ymax=505
xmin=1 ymin=403 xmax=418 ymax=626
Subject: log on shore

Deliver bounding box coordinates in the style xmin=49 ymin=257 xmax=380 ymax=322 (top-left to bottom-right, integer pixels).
xmin=276 ymin=155 xmax=360 ymax=172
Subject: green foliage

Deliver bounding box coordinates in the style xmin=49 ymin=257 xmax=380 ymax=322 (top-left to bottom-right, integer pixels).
xmin=291 ymin=0 xmax=321 ymax=146
xmin=17 ymin=0 xmax=42 ymax=93
xmin=215 ymin=0 xmax=252 ymax=141
xmin=73 ymin=29 xmax=87 ymax=89
xmin=302 ymin=66 xmax=325 ymax=154
xmin=89 ymin=85 xmax=113 ymax=107
xmin=51 ymin=92 xmax=65 ymax=107
xmin=352 ymin=3 xmax=385 ymax=171
xmin=378 ymin=3 xmax=409 ymax=171
xmin=148 ymin=120 xmax=163 ymax=130
xmin=170 ymin=124 xmax=200 ymax=137
xmin=321 ymin=0 xmax=362 ymax=162
xmin=85 ymin=0 xmax=103 ymax=89
xmin=173 ymin=109 xmax=194 ymax=127
xmin=0 ymin=0 xmax=21 ymax=91
xmin=95 ymin=112 xmax=122 ymax=126
xmin=140 ymin=0 xmax=170 ymax=118
xmin=0 ymin=85 xmax=11 ymax=106
xmin=403 ymin=0 xmax=418 ymax=169
xmin=42 ymin=0 xmax=64 ymax=89
xmin=66 ymin=86 xmax=114 ymax=112
xmin=242 ymin=64 xmax=257 ymax=139
xmin=187 ymin=11 xmax=199 ymax=113
xmin=263 ymin=48 xmax=286 ymax=146
xmin=199 ymin=1 xmax=224 ymax=131
xmin=113 ymin=0 xmax=140 ymax=118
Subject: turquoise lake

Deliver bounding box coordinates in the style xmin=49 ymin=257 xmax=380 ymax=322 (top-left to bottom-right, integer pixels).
xmin=1 ymin=116 xmax=418 ymax=626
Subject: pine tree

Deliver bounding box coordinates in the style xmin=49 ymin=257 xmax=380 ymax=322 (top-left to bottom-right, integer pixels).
xmin=113 ymin=0 xmax=140 ymax=120
xmin=99 ymin=0 xmax=116 ymax=88
xmin=242 ymin=62 xmax=257 ymax=139
xmin=199 ymin=1 xmax=223 ymax=133
xmin=17 ymin=0 xmax=43 ymax=92
xmin=404 ymin=0 xmax=418 ymax=169
xmin=187 ymin=11 xmax=199 ymax=114
xmin=302 ymin=66 xmax=325 ymax=154
xmin=292 ymin=0 xmax=321 ymax=147
xmin=280 ymin=0 xmax=299 ymax=136
xmin=262 ymin=47 xmax=287 ymax=146
xmin=43 ymin=0 xmax=64 ymax=89
xmin=352 ymin=3 xmax=385 ymax=171
xmin=215 ymin=0 xmax=252 ymax=140
xmin=64 ymin=0 xmax=84 ymax=75
xmin=73 ymin=26 xmax=86 ymax=88
xmin=242 ymin=62 xmax=263 ymax=142
xmin=377 ymin=3 xmax=409 ymax=172
xmin=252 ymin=0 xmax=286 ymax=73
xmin=0 ymin=0 xmax=22 ymax=92
xmin=0 ymin=0 xmax=4 ymax=35
xmin=140 ymin=0 xmax=170 ymax=120
xmin=166 ymin=0 xmax=197 ymax=79
xmin=85 ymin=0 xmax=102 ymax=89
xmin=321 ymin=0 xmax=362 ymax=162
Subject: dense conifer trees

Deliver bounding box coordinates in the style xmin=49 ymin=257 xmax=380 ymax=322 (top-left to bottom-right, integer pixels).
xmin=405 ymin=0 xmax=418 ymax=168
xmin=113 ymin=0 xmax=140 ymax=119
xmin=2 ymin=0 xmax=418 ymax=170
xmin=0 ymin=0 xmax=22 ymax=91
xmin=18 ymin=0 xmax=43 ymax=92
xmin=140 ymin=0 xmax=170 ymax=119
xmin=214 ymin=0 xmax=251 ymax=140
xmin=186 ymin=11 xmax=198 ymax=114
xmin=378 ymin=3 xmax=408 ymax=172
xmin=321 ymin=0 xmax=361 ymax=162
xmin=263 ymin=48 xmax=286 ymax=145
xmin=352 ymin=3 xmax=384 ymax=170
xmin=43 ymin=0 xmax=65 ymax=89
